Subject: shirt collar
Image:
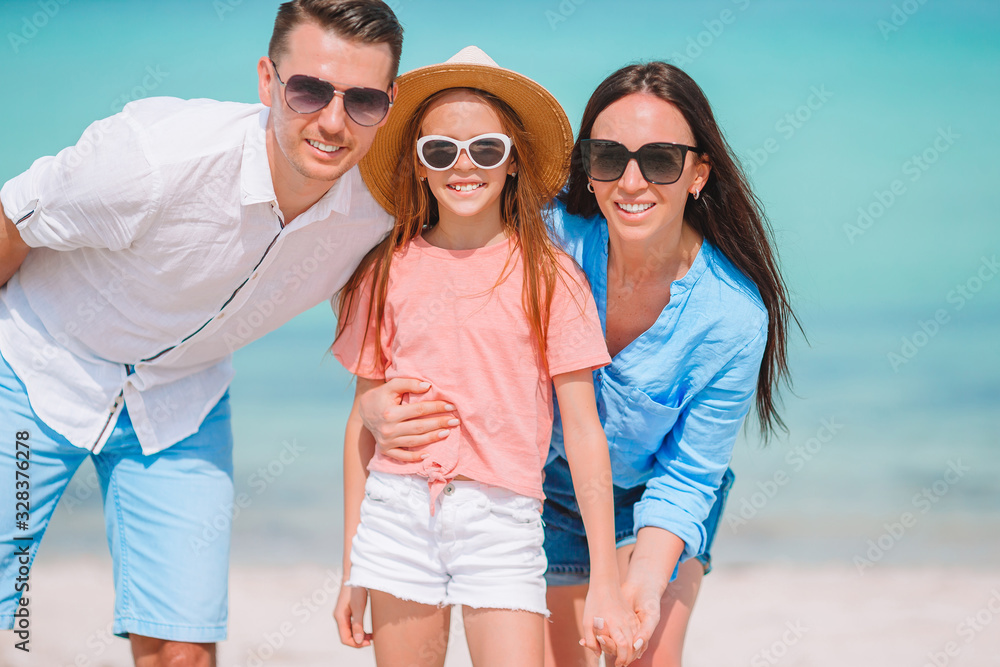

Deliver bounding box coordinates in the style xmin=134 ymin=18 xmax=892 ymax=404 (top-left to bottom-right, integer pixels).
xmin=240 ymin=107 xmax=277 ymax=206
xmin=239 ymin=106 xmax=355 ymax=221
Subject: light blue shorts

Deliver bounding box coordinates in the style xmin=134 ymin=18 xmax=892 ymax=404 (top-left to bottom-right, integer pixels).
xmin=0 ymin=348 xmax=234 ymax=642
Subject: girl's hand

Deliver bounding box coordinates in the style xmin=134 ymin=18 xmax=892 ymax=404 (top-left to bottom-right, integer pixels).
xmin=334 ymin=584 xmax=372 ymax=648
xmin=357 ymin=377 xmax=458 ymax=460
xmin=580 ymin=582 xmax=641 ymax=666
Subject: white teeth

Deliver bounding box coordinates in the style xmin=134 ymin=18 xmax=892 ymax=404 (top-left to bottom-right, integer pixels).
xmin=449 ymin=183 xmax=484 ymax=192
xmin=308 ymin=139 xmax=340 ymax=153
xmin=618 ymin=202 xmax=654 ymax=213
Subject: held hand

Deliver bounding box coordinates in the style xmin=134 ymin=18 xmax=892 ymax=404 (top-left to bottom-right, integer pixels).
xmin=620 ymin=577 xmax=663 ymax=663
xmin=580 ymin=583 xmax=641 ymax=666
xmin=334 ymin=584 xmax=372 ymax=648
xmin=357 ymin=378 xmax=459 ymax=461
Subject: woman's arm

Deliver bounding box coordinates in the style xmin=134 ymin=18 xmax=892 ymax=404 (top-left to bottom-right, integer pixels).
xmin=554 ymin=368 xmax=639 ymax=667
xmin=620 ymin=526 xmax=685 ymax=655
xmin=334 ymin=376 xmax=384 ymax=648
xmin=632 ymin=323 xmax=766 ymax=562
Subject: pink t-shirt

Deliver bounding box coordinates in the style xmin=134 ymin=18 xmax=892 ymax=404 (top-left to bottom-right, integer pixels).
xmin=332 ymin=234 xmax=611 ymax=502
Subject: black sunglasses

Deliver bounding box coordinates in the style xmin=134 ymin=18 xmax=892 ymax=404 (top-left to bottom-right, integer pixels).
xmin=269 ymin=59 xmax=392 ymax=127
xmin=580 ymin=139 xmax=700 ymax=185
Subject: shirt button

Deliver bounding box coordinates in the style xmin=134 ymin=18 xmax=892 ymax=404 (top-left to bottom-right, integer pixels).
xmin=443 ymin=483 xmax=456 ymax=496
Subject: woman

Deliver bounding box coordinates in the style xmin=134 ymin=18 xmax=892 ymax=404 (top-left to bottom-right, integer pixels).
xmin=356 ymin=61 xmax=795 ymax=666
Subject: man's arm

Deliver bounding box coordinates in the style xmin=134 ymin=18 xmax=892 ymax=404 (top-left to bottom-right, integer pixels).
xmin=0 ymin=201 xmax=30 ymax=287
xmin=357 ymin=378 xmax=458 ymax=460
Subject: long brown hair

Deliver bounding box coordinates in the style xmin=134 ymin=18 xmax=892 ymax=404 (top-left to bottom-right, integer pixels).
xmin=562 ymin=62 xmax=799 ymax=438
xmin=336 ymin=88 xmax=574 ymax=374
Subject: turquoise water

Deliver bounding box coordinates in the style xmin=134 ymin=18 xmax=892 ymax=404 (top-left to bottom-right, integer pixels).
xmin=2 ymin=0 xmax=997 ymax=566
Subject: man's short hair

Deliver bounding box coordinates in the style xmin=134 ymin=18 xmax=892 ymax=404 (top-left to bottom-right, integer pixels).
xmin=269 ymin=0 xmax=404 ymax=82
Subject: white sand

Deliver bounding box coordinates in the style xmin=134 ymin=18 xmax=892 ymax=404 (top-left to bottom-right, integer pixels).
xmin=2 ymin=558 xmax=999 ymax=666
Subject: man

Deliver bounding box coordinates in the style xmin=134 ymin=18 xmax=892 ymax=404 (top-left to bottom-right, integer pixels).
xmin=0 ymin=1 xmax=402 ymax=664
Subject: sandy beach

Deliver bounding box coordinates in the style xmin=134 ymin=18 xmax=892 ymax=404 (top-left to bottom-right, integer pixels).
xmin=3 ymin=557 xmax=998 ymax=667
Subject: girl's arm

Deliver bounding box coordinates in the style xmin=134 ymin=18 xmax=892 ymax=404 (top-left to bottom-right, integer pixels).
xmin=553 ymin=368 xmax=639 ymax=667
xmin=334 ymin=376 xmax=384 ymax=648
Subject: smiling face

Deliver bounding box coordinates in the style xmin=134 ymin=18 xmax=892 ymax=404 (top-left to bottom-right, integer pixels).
xmin=589 ymin=92 xmax=710 ymax=242
xmin=258 ymin=21 xmax=395 ymax=190
xmin=416 ymin=90 xmax=517 ymax=227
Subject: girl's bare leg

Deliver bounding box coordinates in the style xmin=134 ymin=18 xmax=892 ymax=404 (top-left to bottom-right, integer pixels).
xmin=464 ymin=606 xmax=545 ymax=667
xmin=545 ymin=583 xmax=599 ymax=667
xmin=370 ymin=589 xmax=451 ymax=667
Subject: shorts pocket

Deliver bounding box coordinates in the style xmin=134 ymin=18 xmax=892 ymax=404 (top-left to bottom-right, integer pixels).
xmin=364 ymin=472 xmax=399 ymax=504
xmin=489 ymin=496 xmax=543 ymax=525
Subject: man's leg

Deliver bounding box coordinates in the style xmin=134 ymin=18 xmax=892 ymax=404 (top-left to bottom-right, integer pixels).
xmin=1 ymin=349 xmax=88 ymax=628
xmin=93 ymin=392 xmax=234 ymax=667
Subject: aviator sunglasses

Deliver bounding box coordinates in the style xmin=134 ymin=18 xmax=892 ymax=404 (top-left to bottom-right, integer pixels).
xmin=416 ymin=133 xmax=513 ymax=171
xmin=580 ymin=139 xmax=700 ymax=185
xmin=269 ymin=59 xmax=392 ymax=127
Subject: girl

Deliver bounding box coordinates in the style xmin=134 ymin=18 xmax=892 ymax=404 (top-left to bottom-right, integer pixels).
xmin=331 ymin=47 xmax=640 ymax=667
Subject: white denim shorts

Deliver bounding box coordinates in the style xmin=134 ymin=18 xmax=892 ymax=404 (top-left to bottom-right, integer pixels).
xmin=347 ymin=471 xmax=548 ymax=615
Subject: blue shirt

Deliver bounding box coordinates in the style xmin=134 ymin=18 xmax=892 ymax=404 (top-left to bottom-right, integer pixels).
xmin=546 ymin=200 xmax=768 ymax=561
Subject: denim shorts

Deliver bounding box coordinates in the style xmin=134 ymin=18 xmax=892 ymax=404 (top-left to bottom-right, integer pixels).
xmin=542 ymin=454 xmax=734 ymax=586
xmin=348 ymin=471 xmax=549 ymax=615
xmin=0 ymin=348 xmax=234 ymax=642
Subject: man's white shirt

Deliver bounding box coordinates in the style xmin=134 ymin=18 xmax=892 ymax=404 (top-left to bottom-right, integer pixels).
xmin=0 ymin=97 xmax=392 ymax=454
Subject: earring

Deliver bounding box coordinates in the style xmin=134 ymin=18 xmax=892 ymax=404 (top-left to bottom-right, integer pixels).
xmin=419 ymin=176 xmax=426 ymax=182
xmin=587 ymin=182 xmax=595 ymax=193
xmin=510 ymin=172 xmax=517 ymax=178
xmin=693 ymin=188 xmax=700 ymax=200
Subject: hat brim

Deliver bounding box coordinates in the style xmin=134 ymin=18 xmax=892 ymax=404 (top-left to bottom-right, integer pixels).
xmin=359 ymin=62 xmax=573 ymax=217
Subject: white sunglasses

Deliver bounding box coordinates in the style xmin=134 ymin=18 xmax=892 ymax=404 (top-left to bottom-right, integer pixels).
xmin=416 ymin=133 xmax=513 ymax=171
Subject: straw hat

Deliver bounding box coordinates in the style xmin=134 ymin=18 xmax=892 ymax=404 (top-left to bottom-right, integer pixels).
xmin=359 ymin=46 xmax=573 ymax=216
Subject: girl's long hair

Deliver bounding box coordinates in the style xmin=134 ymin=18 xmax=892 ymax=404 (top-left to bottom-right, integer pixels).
xmin=562 ymin=62 xmax=799 ymax=438
xmin=336 ymin=88 xmax=572 ymax=374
